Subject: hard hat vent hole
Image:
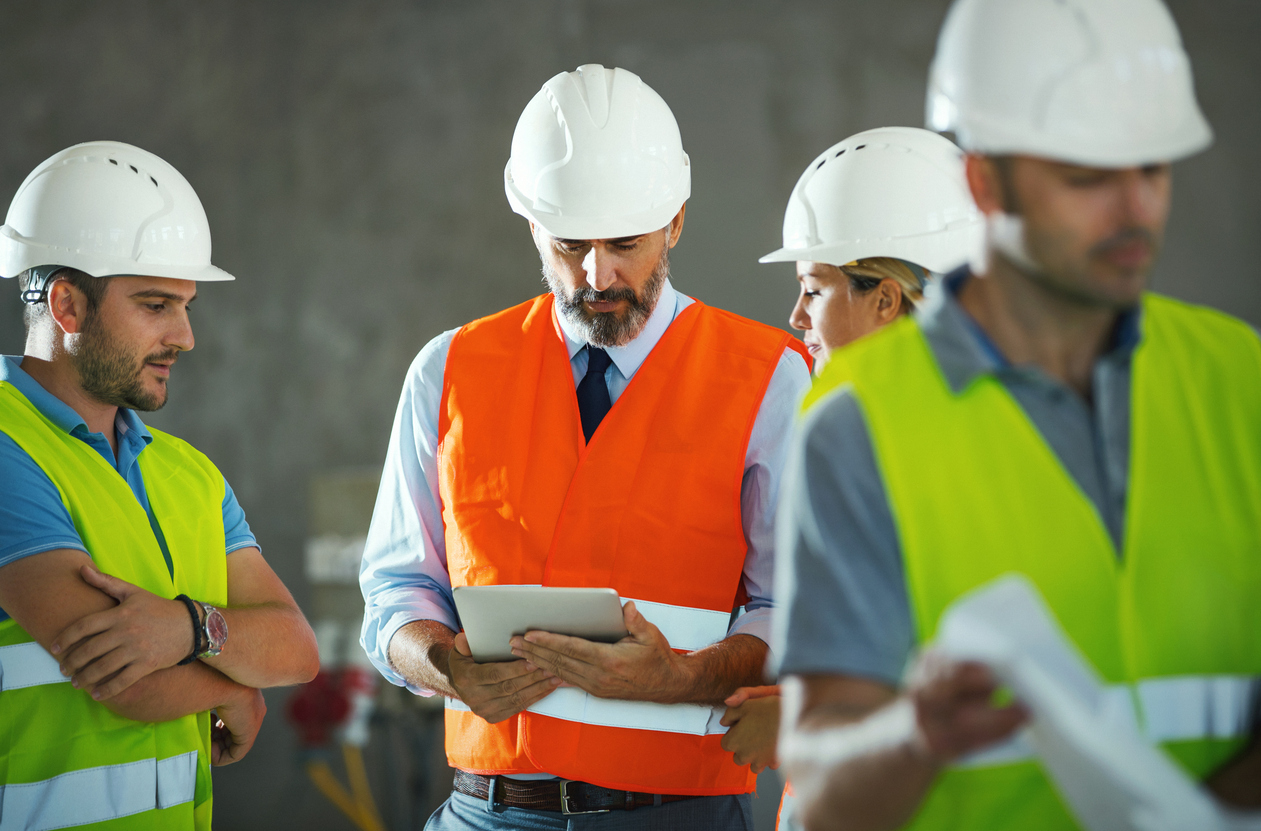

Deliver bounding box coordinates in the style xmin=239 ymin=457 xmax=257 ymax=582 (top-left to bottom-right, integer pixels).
xmin=129 ymin=165 xmax=138 ymax=174
xmin=816 ymin=159 xmax=827 ymax=170
xmin=150 ymin=176 xmax=158 ymax=187
xmin=855 ymin=145 xmax=867 ymax=151
xmin=835 ymin=149 xmax=846 ymax=157
xmin=108 ymin=159 xmax=118 ymax=166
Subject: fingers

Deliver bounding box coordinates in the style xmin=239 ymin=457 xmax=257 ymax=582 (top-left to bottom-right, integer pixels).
xmin=86 ymin=663 xmax=150 ymax=701
xmin=79 ymin=565 xmax=135 ymax=601
xmin=51 ymin=610 xmax=114 ymax=656
xmin=512 ymin=634 xmax=602 ymax=683
xmin=211 ymin=719 xmax=228 ymax=766
xmin=502 ymin=674 xmax=564 ymax=717
xmin=720 ymin=704 xmax=746 ymax=727
xmin=57 ymin=626 xmax=117 ymax=674
xmin=725 ymin=689 xmax=752 ymax=708
xmin=911 ymin=658 xmax=1029 ymax=761
xmin=464 ymin=670 xmax=562 ymax=724
xmin=68 ymin=644 xmax=130 ymax=690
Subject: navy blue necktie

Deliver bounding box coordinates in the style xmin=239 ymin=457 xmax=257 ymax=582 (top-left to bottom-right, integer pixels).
xmin=576 ymin=347 xmax=612 ymax=442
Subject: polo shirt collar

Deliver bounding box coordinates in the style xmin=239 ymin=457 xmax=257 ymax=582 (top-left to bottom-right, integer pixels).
xmin=555 ymin=278 xmax=681 ymax=378
xmin=1 ymin=355 xmax=153 ymax=447
xmin=917 ymin=268 xmax=1143 ymax=395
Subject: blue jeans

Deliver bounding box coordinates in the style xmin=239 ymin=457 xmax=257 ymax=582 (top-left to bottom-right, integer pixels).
xmin=424 ymin=789 xmax=754 ymax=831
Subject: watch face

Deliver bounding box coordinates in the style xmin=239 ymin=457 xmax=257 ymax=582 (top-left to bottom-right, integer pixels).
xmin=207 ymin=609 xmax=228 ymax=648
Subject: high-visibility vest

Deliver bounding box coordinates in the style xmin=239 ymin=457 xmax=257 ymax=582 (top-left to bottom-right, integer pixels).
xmin=0 ymin=381 xmax=227 ymax=830
xmin=802 ymin=293 xmax=1261 ymax=829
xmin=438 ymin=293 xmax=806 ymax=795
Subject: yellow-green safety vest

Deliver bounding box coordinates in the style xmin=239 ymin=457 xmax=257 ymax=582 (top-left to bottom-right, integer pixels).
xmin=0 ymin=381 xmax=228 ymax=830
xmin=803 ymin=293 xmax=1261 ymax=829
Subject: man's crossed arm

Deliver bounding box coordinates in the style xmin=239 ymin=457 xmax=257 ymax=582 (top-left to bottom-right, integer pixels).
xmin=0 ymin=547 xmax=319 ymax=764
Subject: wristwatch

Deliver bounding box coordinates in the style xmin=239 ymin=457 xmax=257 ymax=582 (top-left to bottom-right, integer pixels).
xmin=198 ymin=603 xmax=229 ymax=659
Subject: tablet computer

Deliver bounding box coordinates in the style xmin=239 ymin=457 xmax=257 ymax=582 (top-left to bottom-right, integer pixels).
xmin=452 ymin=586 xmax=629 ymax=663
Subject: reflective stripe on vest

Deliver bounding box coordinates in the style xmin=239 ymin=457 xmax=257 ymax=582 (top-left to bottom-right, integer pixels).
xmin=958 ymin=675 xmax=1260 ymax=768
xmin=444 ymin=596 xmax=733 ymax=735
xmin=0 ymin=751 xmax=197 ymax=831
xmin=0 ymin=642 xmax=69 ymax=691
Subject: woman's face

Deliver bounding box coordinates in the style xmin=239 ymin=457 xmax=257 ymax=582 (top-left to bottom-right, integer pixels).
xmin=789 ymin=261 xmax=903 ymax=368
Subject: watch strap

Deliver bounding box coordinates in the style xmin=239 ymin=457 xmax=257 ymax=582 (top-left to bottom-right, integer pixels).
xmin=174 ymin=594 xmax=202 ymax=665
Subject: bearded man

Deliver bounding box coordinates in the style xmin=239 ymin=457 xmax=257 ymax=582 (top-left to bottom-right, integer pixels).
xmin=360 ymin=65 xmax=810 ymax=830
xmin=0 ymin=141 xmax=318 ymax=830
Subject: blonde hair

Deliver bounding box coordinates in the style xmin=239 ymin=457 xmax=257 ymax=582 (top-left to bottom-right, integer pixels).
xmin=838 ymin=257 xmax=925 ymax=315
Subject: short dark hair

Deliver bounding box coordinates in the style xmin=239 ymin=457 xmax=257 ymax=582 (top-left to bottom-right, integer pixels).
xmin=18 ymin=267 xmax=112 ymax=332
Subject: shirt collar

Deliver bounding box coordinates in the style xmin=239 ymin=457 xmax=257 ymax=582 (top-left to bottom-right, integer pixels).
xmin=917 ymin=268 xmax=1144 ymax=394
xmin=1 ymin=355 xmax=153 ymax=446
xmin=554 ymin=278 xmax=681 ymax=378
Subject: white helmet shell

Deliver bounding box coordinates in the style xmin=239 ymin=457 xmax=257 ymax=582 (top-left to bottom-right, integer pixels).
xmin=505 ymin=64 xmax=690 ymax=241
xmin=0 ymin=141 xmax=233 ymax=282
xmin=760 ymin=127 xmax=983 ymax=274
xmin=926 ymin=0 xmax=1212 ymax=167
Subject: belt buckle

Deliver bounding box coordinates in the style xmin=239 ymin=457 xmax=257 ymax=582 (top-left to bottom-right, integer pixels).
xmin=560 ymin=780 xmax=611 ymax=815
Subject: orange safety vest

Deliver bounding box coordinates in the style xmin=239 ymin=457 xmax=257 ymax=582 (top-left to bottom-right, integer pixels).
xmin=437 ymin=293 xmax=806 ymax=795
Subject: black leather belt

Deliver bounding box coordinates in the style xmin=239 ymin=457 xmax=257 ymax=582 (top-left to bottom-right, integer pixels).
xmin=452 ymin=770 xmax=699 ymax=815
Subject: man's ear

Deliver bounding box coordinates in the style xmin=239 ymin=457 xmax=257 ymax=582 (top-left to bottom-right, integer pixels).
xmin=46 ymin=280 xmax=90 ymax=335
xmin=667 ymin=203 xmax=686 ymax=249
xmin=965 ymin=154 xmax=1006 ymax=216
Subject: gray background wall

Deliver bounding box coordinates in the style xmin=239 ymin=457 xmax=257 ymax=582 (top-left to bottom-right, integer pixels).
xmin=0 ymin=1 xmax=1257 ymax=828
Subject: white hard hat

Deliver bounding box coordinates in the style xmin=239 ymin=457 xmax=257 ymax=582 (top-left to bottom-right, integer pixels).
xmin=760 ymin=127 xmax=984 ymax=274
xmin=0 ymin=140 xmax=234 ymax=283
xmin=505 ymin=64 xmax=690 ymax=241
xmin=926 ymin=0 xmax=1212 ymax=167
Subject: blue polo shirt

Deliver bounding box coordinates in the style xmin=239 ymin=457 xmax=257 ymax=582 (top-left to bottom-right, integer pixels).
xmin=0 ymin=355 xmax=257 ymax=623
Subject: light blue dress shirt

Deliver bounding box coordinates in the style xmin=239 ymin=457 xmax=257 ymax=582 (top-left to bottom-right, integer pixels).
xmin=359 ymin=280 xmax=811 ymax=694
xmin=0 ymin=355 xmax=258 ymax=623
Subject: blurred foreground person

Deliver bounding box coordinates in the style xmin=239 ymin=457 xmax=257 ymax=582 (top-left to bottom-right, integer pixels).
xmin=360 ymin=64 xmax=809 ymax=829
xmin=0 ymin=142 xmax=319 ymax=829
xmin=720 ymin=127 xmax=982 ymax=829
xmin=775 ymin=0 xmax=1261 ymax=828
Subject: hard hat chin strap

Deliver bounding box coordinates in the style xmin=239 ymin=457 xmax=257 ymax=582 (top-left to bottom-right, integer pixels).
xmin=19 ymin=265 xmax=70 ymax=306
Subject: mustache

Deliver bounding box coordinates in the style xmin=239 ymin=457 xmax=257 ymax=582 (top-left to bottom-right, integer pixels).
xmin=142 ymin=349 xmax=180 ymax=367
xmin=1089 ymin=227 xmax=1157 ymax=258
xmin=569 ymin=285 xmax=640 ymax=306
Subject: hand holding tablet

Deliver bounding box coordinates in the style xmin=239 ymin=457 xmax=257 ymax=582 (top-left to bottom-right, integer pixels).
xmin=451 ymin=586 xmax=630 ymax=663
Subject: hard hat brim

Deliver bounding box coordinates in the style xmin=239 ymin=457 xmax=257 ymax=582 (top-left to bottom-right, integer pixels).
xmin=0 ymin=226 xmax=235 ymax=281
xmin=504 ymin=159 xmax=690 ymax=242
xmin=759 ymin=221 xmax=985 ymax=275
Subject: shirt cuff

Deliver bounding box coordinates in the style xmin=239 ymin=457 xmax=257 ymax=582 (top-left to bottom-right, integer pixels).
xmin=727 ymin=605 xmax=771 ymax=645
xmin=225 ymin=537 xmax=259 ymax=555
xmin=362 ymin=600 xmax=461 ymax=696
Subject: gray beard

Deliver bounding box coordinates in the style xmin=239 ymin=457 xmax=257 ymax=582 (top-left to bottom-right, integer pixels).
xmin=542 ymin=243 xmax=670 ymax=348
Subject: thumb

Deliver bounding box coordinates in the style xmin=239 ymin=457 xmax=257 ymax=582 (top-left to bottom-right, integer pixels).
xmin=453 ymin=632 xmax=472 ymax=658
xmin=622 ymin=601 xmax=654 ymax=640
xmin=80 ymin=564 xmax=136 ymax=601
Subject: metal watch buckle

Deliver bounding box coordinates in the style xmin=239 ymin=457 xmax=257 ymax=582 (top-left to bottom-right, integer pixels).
xmin=560 ymin=780 xmax=610 ymax=815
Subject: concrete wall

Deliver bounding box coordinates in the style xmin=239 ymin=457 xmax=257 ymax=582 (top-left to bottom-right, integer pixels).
xmin=1 ymin=2 xmax=1257 ymax=828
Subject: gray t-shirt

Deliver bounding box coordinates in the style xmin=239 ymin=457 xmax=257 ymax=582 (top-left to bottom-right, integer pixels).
xmin=771 ymin=269 xmax=1141 ymax=685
